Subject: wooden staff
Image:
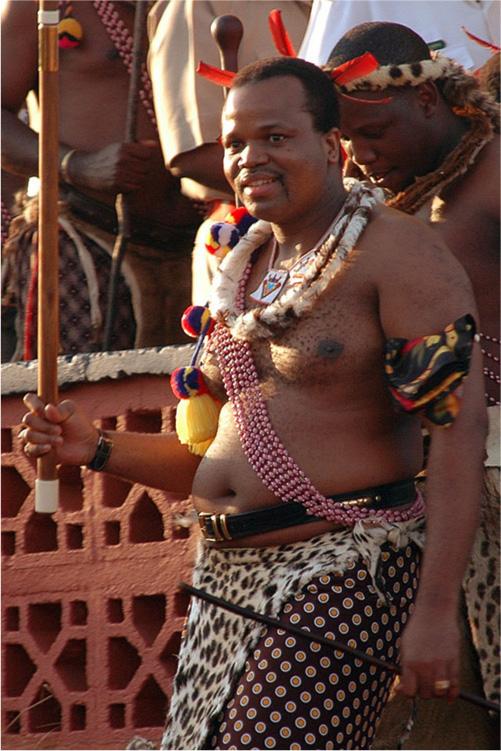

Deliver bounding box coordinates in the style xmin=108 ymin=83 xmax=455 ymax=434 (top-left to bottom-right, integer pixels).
xmin=211 ymin=14 xmax=243 ymax=211
xmin=102 ymin=0 xmax=148 ymax=351
xmin=36 ymin=0 xmax=60 ymax=513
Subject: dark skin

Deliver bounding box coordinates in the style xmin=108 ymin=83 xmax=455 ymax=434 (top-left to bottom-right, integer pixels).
xmin=339 ymin=83 xmax=500 ymax=403
xmin=1 ymin=0 xmax=200 ymax=228
xmin=20 ymin=75 xmax=487 ymax=703
xmin=169 ymin=142 xmax=232 ymax=196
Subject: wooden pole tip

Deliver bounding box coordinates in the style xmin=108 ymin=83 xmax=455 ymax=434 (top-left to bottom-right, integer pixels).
xmin=211 ymin=15 xmax=244 ymax=54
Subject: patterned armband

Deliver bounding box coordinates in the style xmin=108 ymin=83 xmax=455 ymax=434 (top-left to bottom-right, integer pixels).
xmin=383 ymin=314 xmax=476 ymax=426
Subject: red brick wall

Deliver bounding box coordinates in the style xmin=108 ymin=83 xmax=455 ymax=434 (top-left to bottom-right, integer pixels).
xmin=2 ymin=373 xmax=197 ymax=749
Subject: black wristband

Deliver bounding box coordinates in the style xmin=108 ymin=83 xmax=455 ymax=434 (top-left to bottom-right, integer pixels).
xmin=87 ymin=430 xmax=113 ymax=472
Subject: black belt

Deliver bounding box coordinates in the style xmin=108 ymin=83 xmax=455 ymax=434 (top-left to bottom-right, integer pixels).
xmin=198 ymin=478 xmax=417 ymax=542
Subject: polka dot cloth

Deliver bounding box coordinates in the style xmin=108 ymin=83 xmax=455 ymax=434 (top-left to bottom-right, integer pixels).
xmin=211 ymin=542 xmax=421 ymax=750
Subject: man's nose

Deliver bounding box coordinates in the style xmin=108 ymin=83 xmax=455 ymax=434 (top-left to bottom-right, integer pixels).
xmin=349 ymin=138 xmax=377 ymax=167
xmin=238 ymin=142 xmax=268 ymax=168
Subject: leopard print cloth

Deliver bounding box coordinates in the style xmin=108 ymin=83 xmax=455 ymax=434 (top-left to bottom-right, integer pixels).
xmin=161 ymin=517 xmax=425 ymax=750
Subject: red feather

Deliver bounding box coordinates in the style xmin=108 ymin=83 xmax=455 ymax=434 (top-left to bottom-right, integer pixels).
xmin=269 ymin=9 xmax=297 ymax=57
xmin=462 ymin=26 xmax=500 ymax=53
xmin=339 ymin=91 xmax=393 ymax=106
xmin=331 ymin=52 xmax=379 ymax=86
xmin=196 ymin=61 xmax=236 ymax=87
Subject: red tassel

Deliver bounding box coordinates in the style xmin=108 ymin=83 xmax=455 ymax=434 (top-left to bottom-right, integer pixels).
xmin=196 ymin=61 xmax=236 ymax=87
xmin=331 ymin=52 xmax=380 ymax=86
xmin=462 ymin=26 xmax=500 ymax=53
xmin=268 ymin=9 xmax=297 ymax=57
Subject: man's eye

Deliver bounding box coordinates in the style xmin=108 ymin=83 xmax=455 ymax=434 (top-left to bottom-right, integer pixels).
xmin=269 ymin=134 xmax=286 ymax=144
xmin=226 ymin=140 xmax=243 ymax=151
xmin=363 ymin=130 xmax=384 ymax=139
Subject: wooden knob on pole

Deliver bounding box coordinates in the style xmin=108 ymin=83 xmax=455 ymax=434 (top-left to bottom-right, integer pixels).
xmin=210 ymin=14 xmax=244 ymax=80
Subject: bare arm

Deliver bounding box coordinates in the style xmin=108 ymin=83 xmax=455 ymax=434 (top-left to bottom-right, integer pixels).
xmin=169 ymin=143 xmax=233 ymax=195
xmin=1 ymin=0 xmax=161 ymax=193
xmin=1 ymin=0 xmax=47 ymax=177
xmin=399 ymin=343 xmax=486 ymax=699
xmin=20 ymin=394 xmax=201 ymax=496
xmin=375 ymin=209 xmax=488 ymax=699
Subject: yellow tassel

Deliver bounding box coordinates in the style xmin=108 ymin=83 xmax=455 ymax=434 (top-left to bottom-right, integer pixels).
xmin=175 ymin=394 xmax=221 ymax=455
xmin=186 ymin=438 xmax=215 ymax=457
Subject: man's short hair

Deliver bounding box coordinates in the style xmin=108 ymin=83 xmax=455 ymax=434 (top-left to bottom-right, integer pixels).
xmin=329 ymin=21 xmax=431 ymax=68
xmin=231 ymin=57 xmax=340 ymax=132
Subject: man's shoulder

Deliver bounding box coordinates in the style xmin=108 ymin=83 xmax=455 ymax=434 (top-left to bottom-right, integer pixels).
xmin=359 ymin=202 xmax=467 ymax=289
xmin=362 ymin=202 xmax=439 ymax=257
xmin=445 ymin=132 xmax=500 ymax=217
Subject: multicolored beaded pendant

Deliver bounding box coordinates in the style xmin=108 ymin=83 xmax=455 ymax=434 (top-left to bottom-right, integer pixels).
xmin=171 ymin=206 xmax=260 ymax=455
xmin=58 ymin=2 xmax=83 ymax=48
xmin=170 ymin=306 xmax=219 ymax=456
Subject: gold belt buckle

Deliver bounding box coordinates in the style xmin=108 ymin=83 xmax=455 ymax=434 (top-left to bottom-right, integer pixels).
xmin=198 ymin=512 xmax=232 ymax=542
xmin=339 ymin=494 xmax=380 ymax=508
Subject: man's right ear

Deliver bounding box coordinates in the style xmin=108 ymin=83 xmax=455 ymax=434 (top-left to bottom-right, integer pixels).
xmin=416 ymin=81 xmax=439 ymax=118
xmin=325 ymin=128 xmax=341 ymax=164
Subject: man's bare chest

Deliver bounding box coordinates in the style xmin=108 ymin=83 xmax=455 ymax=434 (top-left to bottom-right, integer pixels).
xmin=58 ymin=3 xmax=136 ymax=81
xmin=252 ymin=272 xmax=384 ymax=388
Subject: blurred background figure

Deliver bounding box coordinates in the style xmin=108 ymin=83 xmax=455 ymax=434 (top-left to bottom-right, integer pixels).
xmin=148 ymin=0 xmax=311 ymax=305
xmin=1 ymin=0 xmax=201 ymax=361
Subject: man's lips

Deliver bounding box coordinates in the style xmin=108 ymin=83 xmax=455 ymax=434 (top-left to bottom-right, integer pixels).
xmin=366 ymin=169 xmax=393 ymax=185
xmin=237 ymin=173 xmax=281 ymax=199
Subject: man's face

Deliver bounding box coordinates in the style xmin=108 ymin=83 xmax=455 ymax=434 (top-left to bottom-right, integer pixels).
xmin=339 ymin=88 xmax=434 ymax=194
xmin=222 ymin=77 xmax=340 ymax=226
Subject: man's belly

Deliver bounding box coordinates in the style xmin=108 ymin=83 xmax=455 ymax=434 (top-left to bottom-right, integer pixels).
xmin=191 ymin=401 xmax=423 ymax=547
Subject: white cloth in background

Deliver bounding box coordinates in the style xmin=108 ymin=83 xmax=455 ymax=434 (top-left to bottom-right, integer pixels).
xmin=299 ymin=0 xmax=500 ymax=69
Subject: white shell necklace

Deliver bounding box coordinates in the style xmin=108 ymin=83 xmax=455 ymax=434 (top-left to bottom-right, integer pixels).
xmin=249 ymin=198 xmax=348 ymax=306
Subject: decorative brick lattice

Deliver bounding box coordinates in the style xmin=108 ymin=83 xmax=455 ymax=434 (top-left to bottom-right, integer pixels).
xmin=2 ymin=376 xmax=197 ymax=749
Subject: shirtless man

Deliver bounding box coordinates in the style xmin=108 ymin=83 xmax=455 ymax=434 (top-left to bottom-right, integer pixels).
xmin=1 ymin=0 xmax=200 ymax=357
xmin=20 ymin=58 xmax=486 ymax=750
xmin=328 ymin=21 xmax=500 ymax=706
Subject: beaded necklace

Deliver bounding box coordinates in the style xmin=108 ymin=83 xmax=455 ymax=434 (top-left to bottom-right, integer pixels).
xmin=211 ymin=183 xmax=425 ymax=524
xmin=92 ymin=0 xmax=156 ymax=126
xmin=387 ymin=106 xmax=494 ymax=215
xmin=479 ymin=332 xmax=501 ymax=406
xmin=210 ymin=182 xmax=382 ymax=341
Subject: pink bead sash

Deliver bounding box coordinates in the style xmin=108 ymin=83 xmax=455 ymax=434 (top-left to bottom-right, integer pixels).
xmin=212 ymin=320 xmax=425 ymax=525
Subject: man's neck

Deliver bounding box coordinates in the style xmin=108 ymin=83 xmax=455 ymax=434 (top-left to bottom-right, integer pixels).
xmin=271 ymin=188 xmax=348 ymax=262
xmin=430 ymin=112 xmax=470 ymax=176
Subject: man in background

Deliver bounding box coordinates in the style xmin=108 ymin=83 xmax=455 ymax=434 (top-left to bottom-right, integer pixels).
xmin=2 ymin=0 xmax=201 ymax=359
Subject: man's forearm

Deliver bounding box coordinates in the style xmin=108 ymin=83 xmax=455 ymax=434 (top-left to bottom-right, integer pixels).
xmin=1 ymin=109 xmax=69 ymax=179
xmin=97 ymin=429 xmax=201 ymax=496
xmin=415 ymin=349 xmax=487 ymax=613
xmin=169 ymin=143 xmax=232 ymax=195
xmin=417 ymin=429 xmax=484 ymax=612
